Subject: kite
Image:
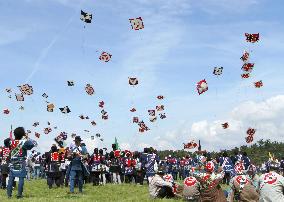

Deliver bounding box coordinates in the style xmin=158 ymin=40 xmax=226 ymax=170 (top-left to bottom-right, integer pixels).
xmin=59 ymin=106 xmax=71 ymax=114
xmin=241 ymin=63 xmax=254 ymax=73
xmin=183 ymin=141 xmax=198 ymax=149
xmin=196 ymin=79 xmax=208 ymax=95
xmin=99 ymin=52 xmax=112 ymax=62
xmin=148 ymin=110 xmax=155 ymax=116
xmin=102 ymin=115 xmax=108 ymax=120
xmin=47 ymin=121 xmax=51 ymax=125
xmin=3 ymin=109 xmax=10 ymax=114
xmin=222 ymin=122 xmax=229 ymax=129
xmin=47 ymin=103 xmax=55 ymax=112
xmin=240 ymin=51 xmax=250 ymax=62
xmin=101 ymin=109 xmax=108 ymax=115
xmin=245 ymin=33 xmax=260 ymax=43
xmin=246 ymin=135 xmax=254 ymax=143
xmin=19 ymin=106 xmax=24 ymax=111
xmin=213 ymin=67 xmax=223 ymax=76
xmin=79 ymin=115 xmax=89 ymax=120
xmin=241 ymin=73 xmax=250 ymax=79
xmin=99 ymin=138 xmax=104 ymax=142
xmin=96 ymin=133 xmax=101 ymax=138
xmin=129 ymin=17 xmax=144 ymax=30
xmin=18 ymin=84 xmax=33 ymax=95
xmin=156 ymin=105 xmax=164 ymax=112
xmin=35 ymin=132 xmax=40 ymax=138
xmin=15 ymin=93 xmax=24 ymax=102
xmin=157 ymin=95 xmax=164 ymax=100
xmin=8 ymin=95 xmax=12 ymax=99
xmin=129 ymin=77 xmax=138 ymax=86
xmin=150 ymin=116 xmax=157 ymax=122
xmin=138 ymin=121 xmax=150 ymax=132
xmin=67 ymin=81 xmax=74 ymax=86
xmin=130 ymin=108 xmax=136 ymax=112
xmin=84 ymin=130 xmax=90 ymax=133
xmin=254 ymin=80 xmax=263 ymax=88
xmin=85 ymin=84 xmax=95 ymax=95
xmin=6 ymin=88 xmax=12 ymax=93
xmin=55 ymin=132 xmax=68 ymax=148
xmin=133 ymin=117 xmax=139 ymax=123
xmin=42 ymin=93 xmax=48 ymax=99
xmin=33 ymin=122 xmax=40 ymax=127
xmin=44 ymin=127 xmax=52 ymax=134
xmin=99 ymin=101 xmax=105 ymax=108
xmin=71 ymin=133 xmax=77 ymax=138
xmin=247 ymin=128 xmax=256 ymax=136
xmin=246 ymin=128 xmax=256 ymax=143
xmin=26 ymin=130 xmax=31 ymax=134
xmin=80 ymin=10 xmax=92 ymax=23
xmin=159 ymin=113 xmax=166 ymax=119
xmin=91 ymin=121 xmax=97 ymax=126
xmin=91 ymin=136 xmax=94 ymax=140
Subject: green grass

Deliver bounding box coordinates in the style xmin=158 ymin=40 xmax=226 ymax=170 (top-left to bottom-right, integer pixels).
xmin=0 ymin=180 xmax=231 ymax=202
xmin=0 ymin=180 xmax=178 ymax=202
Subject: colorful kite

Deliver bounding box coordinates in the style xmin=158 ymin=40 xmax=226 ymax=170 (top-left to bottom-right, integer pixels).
xmin=59 ymin=106 xmax=71 ymax=114
xmin=245 ymin=33 xmax=260 ymax=43
xmin=156 ymin=105 xmax=164 ymax=112
xmin=130 ymin=108 xmax=136 ymax=112
xmin=67 ymin=81 xmax=74 ymax=86
xmin=42 ymin=93 xmax=48 ymax=99
xmin=159 ymin=113 xmax=166 ymax=119
xmin=148 ymin=110 xmax=155 ymax=116
xmin=85 ymin=84 xmax=95 ymax=95
xmin=157 ymin=95 xmax=164 ymax=100
xmin=240 ymin=51 xmax=250 ymax=62
xmin=99 ymin=101 xmax=105 ymax=108
xmin=183 ymin=140 xmax=198 ymax=149
xmin=241 ymin=73 xmax=250 ymax=79
xmin=213 ymin=67 xmax=223 ymax=76
xmin=47 ymin=103 xmax=55 ymax=112
xmin=15 ymin=93 xmax=24 ymax=102
xmin=3 ymin=109 xmax=10 ymax=114
xmin=222 ymin=122 xmax=229 ymax=129
xmin=44 ymin=127 xmax=52 ymax=134
xmin=129 ymin=77 xmax=138 ymax=86
xmin=99 ymin=52 xmax=112 ymax=62
xmin=129 ymin=17 xmax=144 ymax=30
xmin=133 ymin=117 xmax=139 ymax=123
xmin=241 ymin=63 xmax=254 ymax=73
xmin=80 ymin=10 xmax=92 ymax=23
xmin=196 ymin=79 xmax=208 ymax=95
xmin=18 ymin=84 xmax=33 ymax=95
xmin=254 ymin=80 xmax=263 ymax=88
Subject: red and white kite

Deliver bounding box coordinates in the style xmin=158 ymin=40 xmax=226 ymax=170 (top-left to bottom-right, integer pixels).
xmin=196 ymin=79 xmax=208 ymax=95
xmin=85 ymin=84 xmax=95 ymax=95
xmin=129 ymin=17 xmax=144 ymax=30
xmin=99 ymin=52 xmax=112 ymax=62
xmin=245 ymin=33 xmax=260 ymax=43
xmin=254 ymin=80 xmax=263 ymax=88
xmin=241 ymin=63 xmax=254 ymax=73
xmin=240 ymin=51 xmax=250 ymax=62
xmin=129 ymin=77 xmax=138 ymax=86
xmin=183 ymin=140 xmax=198 ymax=149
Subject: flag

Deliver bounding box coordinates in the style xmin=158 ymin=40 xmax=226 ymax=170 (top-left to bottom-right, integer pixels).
xmin=115 ymin=137 xmax=119 ymax=150
xmin=10 ymin=125 xmax=13 ymax=140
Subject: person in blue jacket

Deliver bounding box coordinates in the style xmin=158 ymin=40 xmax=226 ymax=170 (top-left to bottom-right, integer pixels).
xmin=7 ymin=127 xmax=37 ymax=199
xmin=67 ymin=136 xmax=88 ymax=193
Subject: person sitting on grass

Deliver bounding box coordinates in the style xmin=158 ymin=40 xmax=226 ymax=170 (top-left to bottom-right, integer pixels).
xmin=149 ymin=166 xmax=175 ymax=199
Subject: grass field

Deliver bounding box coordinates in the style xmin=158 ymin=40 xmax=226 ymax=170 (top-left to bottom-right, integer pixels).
xmin=0 ymin=180 xmax=231 ymax=202
xmin=0 ymin=180 xmax=179 ymax=202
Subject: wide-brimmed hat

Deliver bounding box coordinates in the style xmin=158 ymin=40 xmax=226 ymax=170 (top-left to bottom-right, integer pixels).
xmin=74 ymin=136 xmax=82 ymax=142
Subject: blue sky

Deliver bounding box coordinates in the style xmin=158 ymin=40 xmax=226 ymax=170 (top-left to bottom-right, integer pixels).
xmin=1 ymin=0 xmax=284 ymax=152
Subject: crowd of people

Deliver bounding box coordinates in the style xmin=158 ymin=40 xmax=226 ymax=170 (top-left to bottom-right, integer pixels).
xmin=1 ymin=127 xmax=284 ymax=201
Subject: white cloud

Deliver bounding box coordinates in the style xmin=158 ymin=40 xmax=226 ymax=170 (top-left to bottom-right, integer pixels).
xmin=189 ymin=95 xmax=284 ymax=151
